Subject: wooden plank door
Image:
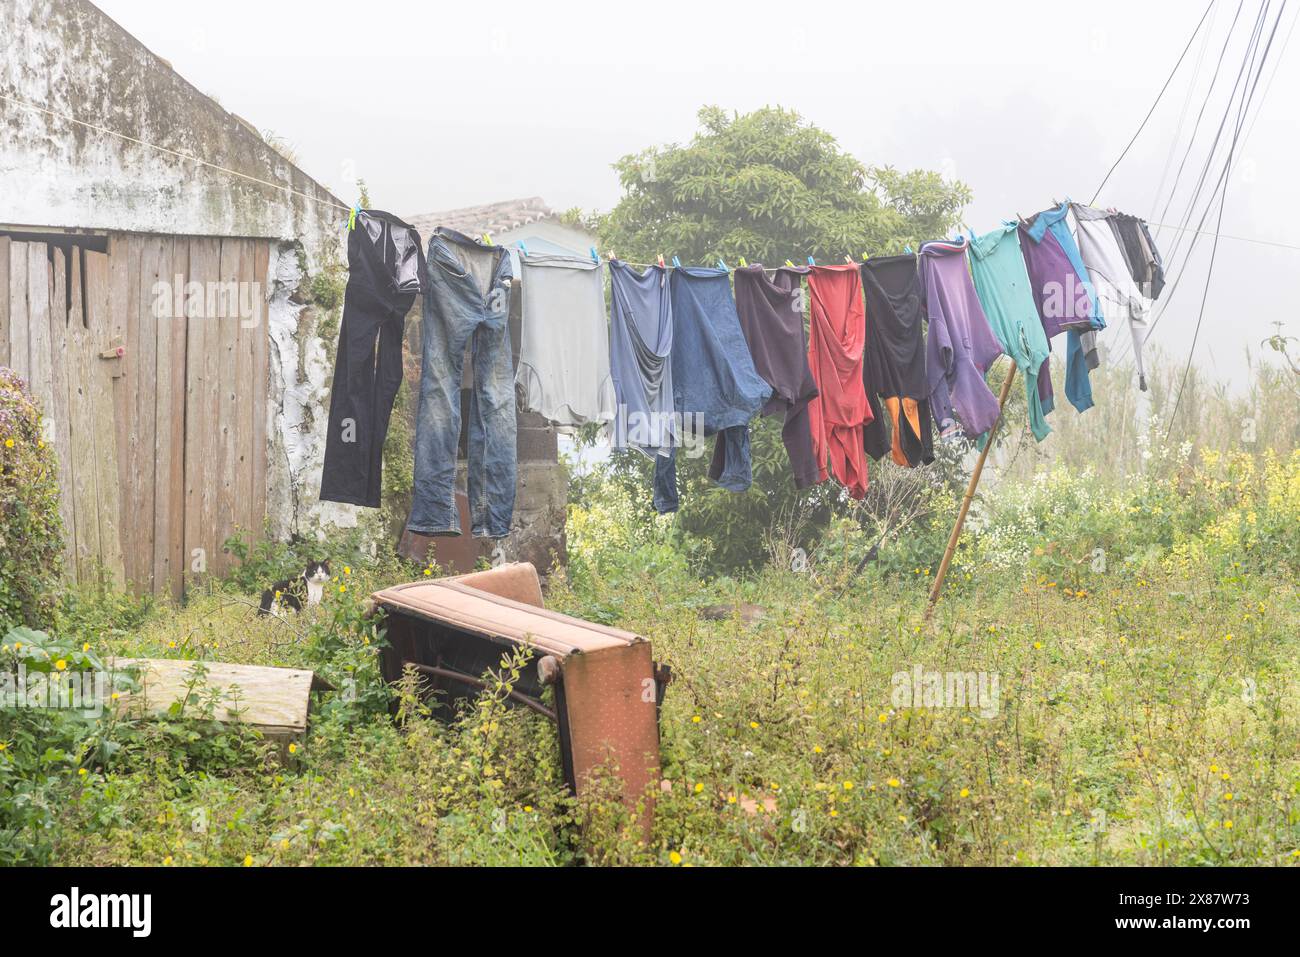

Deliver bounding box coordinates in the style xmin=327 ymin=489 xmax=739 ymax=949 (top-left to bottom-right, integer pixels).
xmin=4 ymin=241 xmax=127 ymax=587
xmin=3 ymin=232 xmax=272 ymax=598
xmin=180 ymin=236 xmax=270 ymax=588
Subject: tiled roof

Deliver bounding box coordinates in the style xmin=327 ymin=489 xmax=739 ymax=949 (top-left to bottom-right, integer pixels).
xmin=405 ymin=197 xmax=555 ymax=238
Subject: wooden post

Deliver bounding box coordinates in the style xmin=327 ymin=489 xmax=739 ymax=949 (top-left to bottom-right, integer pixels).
xmin=925 ymin=359 xmax=1019 ymax=621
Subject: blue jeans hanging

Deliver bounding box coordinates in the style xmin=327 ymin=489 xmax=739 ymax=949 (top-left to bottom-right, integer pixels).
xmin=407 ymin=228 xmax=517 ymax=539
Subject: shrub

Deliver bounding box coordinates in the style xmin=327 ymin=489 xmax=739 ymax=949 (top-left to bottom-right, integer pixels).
xmin=0 ymin=368 xmax=64 ymax=631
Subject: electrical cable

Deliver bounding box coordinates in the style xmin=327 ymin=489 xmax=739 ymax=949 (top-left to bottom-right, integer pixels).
xmin=1090 ymin=0 xmax=1218 ymax=204
xmin=1165 ymin=0 xmax=1288 ymax=436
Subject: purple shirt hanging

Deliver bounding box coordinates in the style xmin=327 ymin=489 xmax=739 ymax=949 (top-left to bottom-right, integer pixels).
xmin=920 ymin=238 xmax=1003 ymax=439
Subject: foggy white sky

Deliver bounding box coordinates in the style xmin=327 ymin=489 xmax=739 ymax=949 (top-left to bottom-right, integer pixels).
xmin=93 ymin=0 xmax=1300 ymax=390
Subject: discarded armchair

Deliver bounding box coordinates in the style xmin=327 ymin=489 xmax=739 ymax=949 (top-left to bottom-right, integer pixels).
xmin=369 ymin=562 xmax=670 ymax=824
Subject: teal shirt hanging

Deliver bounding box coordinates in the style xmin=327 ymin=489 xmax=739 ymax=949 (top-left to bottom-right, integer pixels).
xmin=968 ymin=224 xmax=1052 ymax=442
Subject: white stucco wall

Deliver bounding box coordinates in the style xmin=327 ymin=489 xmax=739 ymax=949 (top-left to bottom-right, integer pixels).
xmin=0 ymin=0 xmax=345 ymax=271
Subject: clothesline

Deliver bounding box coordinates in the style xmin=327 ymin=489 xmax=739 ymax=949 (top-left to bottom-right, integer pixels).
xmin=532 ymin=212 xmax=1300 ymax=274
xmin=558 ymin=237 xmax=974 ymax=273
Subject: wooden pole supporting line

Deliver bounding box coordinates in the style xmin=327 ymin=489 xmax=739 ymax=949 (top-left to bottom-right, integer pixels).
xmin=924 ymin=359 xmax=1019 ymax=621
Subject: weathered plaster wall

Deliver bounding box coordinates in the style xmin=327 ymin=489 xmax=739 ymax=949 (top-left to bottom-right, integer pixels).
xmin=0 ymin=0 xmax=344 ymax=272
xmin=0 ymin=0 xmax=357 ymax=543
xmin=264 ymin=245 xmax=357 ymax=541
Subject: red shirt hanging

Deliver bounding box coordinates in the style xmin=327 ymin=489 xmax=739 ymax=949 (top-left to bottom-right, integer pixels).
xmin=805 ymin=265 xmax=872 ymax=499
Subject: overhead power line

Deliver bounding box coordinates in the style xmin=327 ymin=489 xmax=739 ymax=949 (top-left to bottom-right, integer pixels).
xmin=1090 ymin=0 xmax=1218 ymax=204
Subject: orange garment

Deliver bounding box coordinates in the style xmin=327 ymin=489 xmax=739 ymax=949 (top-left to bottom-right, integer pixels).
xmin=882 ymin=396 xmax=926 ymax=467
xmin=805 ymin=265 xmax=872 ymax=498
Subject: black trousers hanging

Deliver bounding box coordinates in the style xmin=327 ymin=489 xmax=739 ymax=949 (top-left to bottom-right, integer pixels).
xmin=319 ymin=210 xmax=424 ymax=508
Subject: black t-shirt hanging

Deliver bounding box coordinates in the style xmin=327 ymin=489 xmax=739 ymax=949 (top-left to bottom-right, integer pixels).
xmin=860 ymin=254 xmax=934 ymax=467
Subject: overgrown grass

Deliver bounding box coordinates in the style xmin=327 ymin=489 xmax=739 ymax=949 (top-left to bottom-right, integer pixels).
xmin=5 ymin=446 xmax=1299 ymax=866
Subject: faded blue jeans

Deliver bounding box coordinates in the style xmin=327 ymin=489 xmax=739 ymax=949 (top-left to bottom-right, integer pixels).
xmin=408 ymin=228 xmax=516 ymax=539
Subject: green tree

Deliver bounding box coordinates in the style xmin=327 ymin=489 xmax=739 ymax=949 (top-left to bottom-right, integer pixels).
xmin=601 ymin=105 xmax=970 ymax=265
xmin=595 ymin=106 xmax=972 ymax=573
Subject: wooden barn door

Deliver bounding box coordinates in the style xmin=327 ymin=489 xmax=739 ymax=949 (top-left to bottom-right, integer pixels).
xmin=3 ymin=236 xmax=124 ymax=587
xmin=1 ymin=232 xmax=271 ymax=600
xmin=177 ymin=237 xmax=270 ymax=593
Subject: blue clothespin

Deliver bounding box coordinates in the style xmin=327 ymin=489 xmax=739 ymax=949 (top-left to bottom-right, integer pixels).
xmin=717 ymin=259 xmax=728 ymax=271
xmin=807 ymin=256 xmax=816 ymax=266
xmin=904 ymin=245 xmax=913 ymax=255
xmin=518 ymin=241 xmax=529 ymax=257
xmin=672 ymin=256 xmax=681 ymax=268
xmin=589 ymin=246 xmax=599 ymax=262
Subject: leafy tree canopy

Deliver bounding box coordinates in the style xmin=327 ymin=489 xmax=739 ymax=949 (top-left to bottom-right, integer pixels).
xmin=600 ymin=105 xmax=971 ymax=266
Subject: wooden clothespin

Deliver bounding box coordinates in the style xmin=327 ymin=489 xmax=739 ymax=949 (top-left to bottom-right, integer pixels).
xmin=843 ymin=255 xmax=854 ymax=264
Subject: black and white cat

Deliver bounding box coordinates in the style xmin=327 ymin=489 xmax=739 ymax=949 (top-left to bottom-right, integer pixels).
xmin=258 ymin=560 xmax=332 ymax=615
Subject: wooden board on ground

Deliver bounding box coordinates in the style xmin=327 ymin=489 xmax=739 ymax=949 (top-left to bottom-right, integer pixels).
xmin=108 ymin=657 xmax=328 ymax=738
